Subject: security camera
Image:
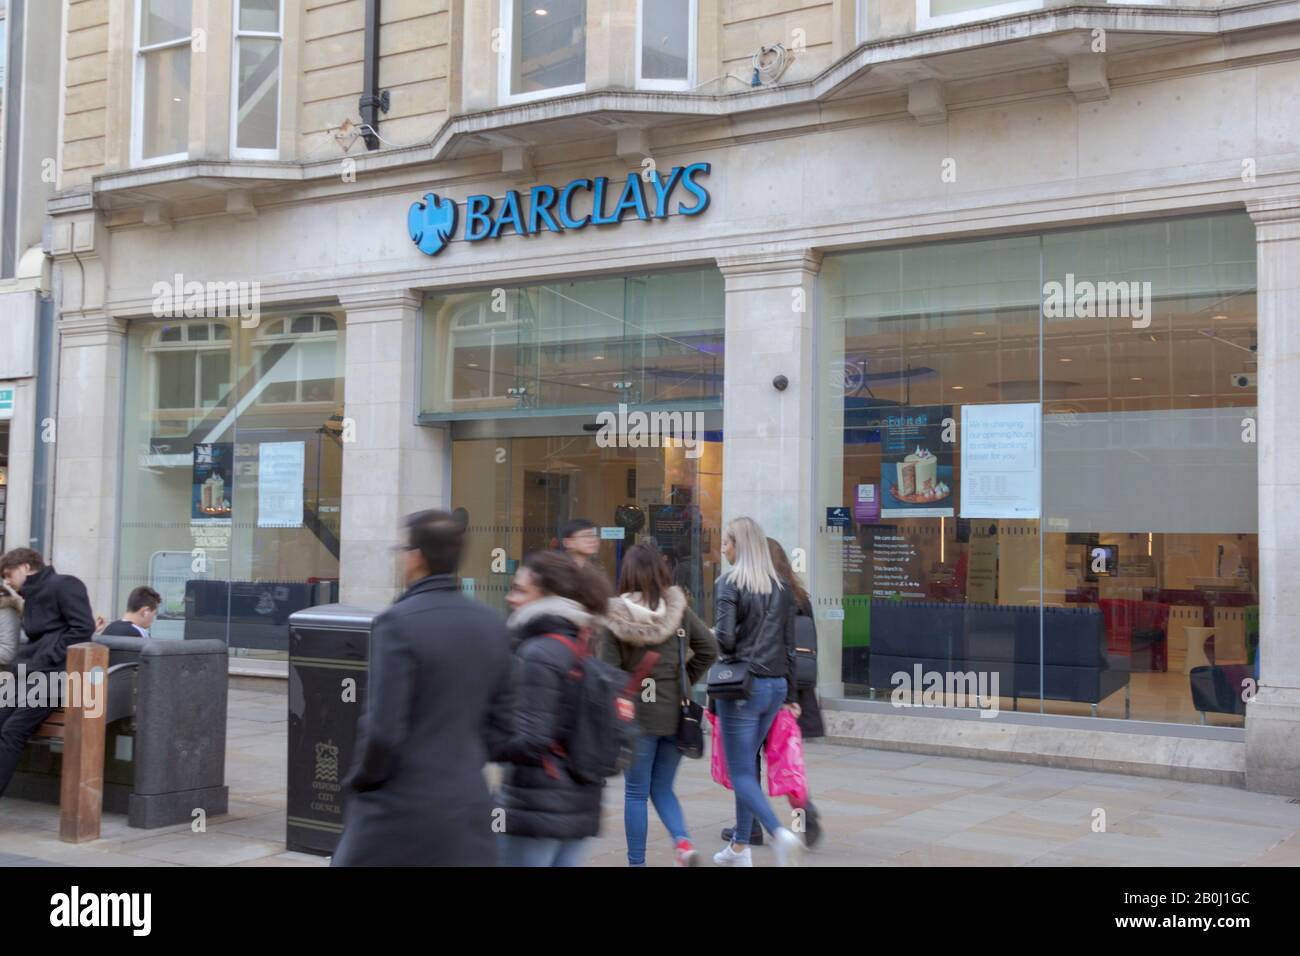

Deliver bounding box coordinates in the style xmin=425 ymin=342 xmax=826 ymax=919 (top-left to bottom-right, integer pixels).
xmin=1230 ymin=372 xmax=1257 ymax=389
xmin=773 ymin=375 xmax=789 ymax=391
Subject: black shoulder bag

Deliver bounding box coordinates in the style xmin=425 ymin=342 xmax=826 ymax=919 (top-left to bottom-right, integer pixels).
xmin=675 ymin=626 xmax=705 ymax=758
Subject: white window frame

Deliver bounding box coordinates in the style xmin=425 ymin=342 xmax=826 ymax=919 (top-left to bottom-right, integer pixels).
xmin=252 ymin=314 xmax=340 ymax=407
xmin=497 ymin=0 xmax=587 ymax=106
xmin=230 ymin=0 xmax=284 ymax=160
xmin=132 ymin=0 xmax=193 ymax=168
xmin=148 ymin=322 xmax=233 ymax=415
xmin=915 ymin=0 xmax=1043 ymax=32
xmin=444 ymin=301 xmax=522 ymax=407
xmin=635 ymin=0 xmax=696 ymax=92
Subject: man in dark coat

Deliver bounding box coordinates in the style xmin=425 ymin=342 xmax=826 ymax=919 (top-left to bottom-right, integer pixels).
xmin=0 ymin=548 xmax=96 ymax=796
xmin=331 ymin=510 xmax=514 ymax=867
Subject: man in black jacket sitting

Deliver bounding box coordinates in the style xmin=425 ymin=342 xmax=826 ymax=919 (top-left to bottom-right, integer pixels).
xmin=0 ymin=548 xmax=96 ymax=796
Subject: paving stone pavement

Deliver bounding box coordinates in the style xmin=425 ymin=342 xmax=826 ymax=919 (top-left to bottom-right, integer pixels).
xmin=1 ymin=683 xmax=1297 ymax=867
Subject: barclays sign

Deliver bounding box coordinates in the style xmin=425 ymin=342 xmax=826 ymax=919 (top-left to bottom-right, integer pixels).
xmin=408 ymin=162 xmax=711 ymax=256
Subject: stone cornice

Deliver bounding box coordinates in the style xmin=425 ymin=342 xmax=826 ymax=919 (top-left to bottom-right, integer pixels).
xmin=336 ymin=289 xmax=425 ymax=318
xmin=716 ymin=249 xmax=825 ymax=277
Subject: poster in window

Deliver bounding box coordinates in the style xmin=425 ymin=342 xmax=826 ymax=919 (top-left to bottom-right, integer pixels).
xmin=880 ymin=405 xmax=955 ymax=518
xmin=192 ymin=443 xmax=234 ymax=521
xmin=258 ymin=441 xmax=306 ymax=529
xmin=960 ymin=402 xmax=1042 ymax=520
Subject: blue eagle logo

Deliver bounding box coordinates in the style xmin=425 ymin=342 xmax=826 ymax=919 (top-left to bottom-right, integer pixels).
xmin=408 ymin=192 xmax=458 ymax=256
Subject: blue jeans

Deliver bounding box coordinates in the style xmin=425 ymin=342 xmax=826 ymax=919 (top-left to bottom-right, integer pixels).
xmin=500 ymin=835 xmax=587 ymax=867
xmin=716 ymin=676 xmax=786 ymax=842
xmin=624 ymin=733 xmax=688 ymax=865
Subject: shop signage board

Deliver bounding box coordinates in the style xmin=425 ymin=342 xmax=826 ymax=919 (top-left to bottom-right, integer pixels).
xmin=0 ymin=387 xmax=13 ymax=419
xmin=407 ymin=163 xmax=712 ymax=257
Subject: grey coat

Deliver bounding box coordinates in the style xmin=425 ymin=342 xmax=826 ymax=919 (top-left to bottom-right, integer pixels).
xmin=331 ymin=574 xmax=514 ymax=867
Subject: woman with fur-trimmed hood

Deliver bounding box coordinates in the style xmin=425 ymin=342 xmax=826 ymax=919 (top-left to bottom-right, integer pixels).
xmin=601 ymin=542 xmax=717 ymax=866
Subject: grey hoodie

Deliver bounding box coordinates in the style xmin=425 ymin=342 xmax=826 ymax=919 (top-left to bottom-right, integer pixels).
xmin=600 ymin=586 xmax=718 ymax=738
xmin=0 ymin=585 xmax=22 ymax=666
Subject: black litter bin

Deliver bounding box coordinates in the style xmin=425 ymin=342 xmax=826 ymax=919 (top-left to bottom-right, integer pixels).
xmin=287 ymin=604 xmax=375 ymax=855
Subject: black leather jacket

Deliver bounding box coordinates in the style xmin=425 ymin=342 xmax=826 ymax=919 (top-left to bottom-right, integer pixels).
xmin=714 ymin=576 xmax=797 ymax=703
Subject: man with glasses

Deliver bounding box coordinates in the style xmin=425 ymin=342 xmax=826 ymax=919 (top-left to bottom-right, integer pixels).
xmin=558 ymin=518 xmax=601 ymax=570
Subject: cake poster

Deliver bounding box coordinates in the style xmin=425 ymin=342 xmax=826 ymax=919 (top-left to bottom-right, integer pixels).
xmin=192 ymin=442 xmax=234 ymax=522
xmin=881 ymin=405 xmax=955 ymax=518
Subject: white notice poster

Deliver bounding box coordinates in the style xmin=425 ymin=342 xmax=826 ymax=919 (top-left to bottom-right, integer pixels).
xmin=258 ymin=441 xmax=305 ymax=528
xmin=960 ymin=403 xmax=1041 ymax=520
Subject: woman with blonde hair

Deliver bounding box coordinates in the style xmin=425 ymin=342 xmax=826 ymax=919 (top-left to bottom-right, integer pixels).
xmin=710 ymin=516 xmax=803 ymax=867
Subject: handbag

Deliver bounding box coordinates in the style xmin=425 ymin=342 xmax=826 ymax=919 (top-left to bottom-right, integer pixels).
xmin=706 ymin=657 xmax=753 ymax=700
xmin=794 ymin=611 xmax=818 ymax=690
xmin=674 ymin=627 xmax=705 ymax=759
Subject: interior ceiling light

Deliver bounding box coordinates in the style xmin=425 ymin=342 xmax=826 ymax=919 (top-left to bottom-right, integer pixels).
xmin=1213 ymin=314 xmax=1228 ymax=321
xmin=951 ymin=385 xmax=965 ymax=390
xmin=535 ymin=7 xmax=548 ymax=14
xmin=972 ymin=331 xmax=987 ymax=336
xmin=1058 ymin=357 xmax=1073 ymax=363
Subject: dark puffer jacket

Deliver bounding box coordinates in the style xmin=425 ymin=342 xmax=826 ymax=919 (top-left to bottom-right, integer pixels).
xmin=492 ymin=596 xmax=605 ymax=841
xmin=601 ymin=586 xmax=718 ymax=738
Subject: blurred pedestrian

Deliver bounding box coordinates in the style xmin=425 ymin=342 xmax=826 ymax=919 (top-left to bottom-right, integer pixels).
xmin=332 ymin=510 xmax=514 ymax=867
xmin=602 ymin=542 xmax=717 ymax=866
xmin=493 ymin=550 xmax=611 ymax=867
xmin=558 ymin=518 xmax=600 ymax=570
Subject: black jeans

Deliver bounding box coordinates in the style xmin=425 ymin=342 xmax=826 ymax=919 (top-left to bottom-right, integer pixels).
xmin=0 ymin=701 xmax=55 ymax=796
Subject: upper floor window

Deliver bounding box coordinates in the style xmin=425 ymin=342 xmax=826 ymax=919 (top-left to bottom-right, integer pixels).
xmin=637 ymin=0 xmax=694 ymax=91
xmin=232 ymin=0 xmax=283 ymax=158
xmin=133 ymin=0 xmax=192 ymax=165
xmin=499 ymin=0 xmax=586 ymax=105
xmin=150 ymin=321 xmax=232 ymax=413
xmin=916 ymin=0 xmax=1042 ymax=31
xmin=253 ymin=314 xmax=339 ymax=405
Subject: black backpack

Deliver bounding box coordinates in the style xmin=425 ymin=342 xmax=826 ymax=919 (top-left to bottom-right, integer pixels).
xmin=543 ymin=632 xmax=659 ymax=784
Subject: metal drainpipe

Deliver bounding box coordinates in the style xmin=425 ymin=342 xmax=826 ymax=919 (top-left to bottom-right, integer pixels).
xmin=359 ymin=0 xmax=389 ymax=150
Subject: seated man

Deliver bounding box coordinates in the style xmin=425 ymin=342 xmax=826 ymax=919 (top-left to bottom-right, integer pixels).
xmin=101 ymin=587 xmax=162 ymax=638
xmin=0 ymin=548 xmax=95 ymax=796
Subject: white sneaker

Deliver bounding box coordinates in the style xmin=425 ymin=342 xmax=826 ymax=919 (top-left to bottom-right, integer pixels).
xmin=772 ymin=827 xmax=804 ymax=867
xmin=713 ymin=844 xmax=753 ymax=867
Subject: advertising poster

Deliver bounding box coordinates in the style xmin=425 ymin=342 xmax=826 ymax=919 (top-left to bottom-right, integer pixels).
xmin=192 ymin=442 xmax=233 ymax=521
xmin=961 ymin=402 xmax=1042 ymax=519
xmin=258 ymin=441 xmax=306 ymax=528
xmin=880 ymin=405 xmax=955 ymax=518
xmin=854 ymin=482 xmax=880 ymax=522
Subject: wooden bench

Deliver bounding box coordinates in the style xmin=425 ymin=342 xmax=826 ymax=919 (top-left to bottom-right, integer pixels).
xmin=31 ymin=642 xmax=110 ymax=843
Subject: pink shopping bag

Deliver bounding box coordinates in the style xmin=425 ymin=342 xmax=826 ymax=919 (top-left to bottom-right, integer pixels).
xmin=708 ymin=707 xmax=808 ymax=804
xmin=706 ymin=709 xmax=732 ymax=790
xmin=764 ymin=709 xmax=808 ymax=804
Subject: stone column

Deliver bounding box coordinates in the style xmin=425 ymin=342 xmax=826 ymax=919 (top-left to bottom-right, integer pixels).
xmin=48 ymin=200 xmax=124 ymax=616
xmin=1246 ymin=195 xmax=1300 ymax=795
xmin=338 ymin=290 xmax=447 ymax=609
xmin=716 ymin=250 xmax=821 ymax=565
